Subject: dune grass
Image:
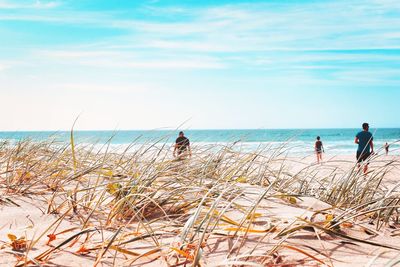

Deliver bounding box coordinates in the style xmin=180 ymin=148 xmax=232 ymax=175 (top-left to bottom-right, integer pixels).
xmin=0 ymin=135 xmax=399 ymax=266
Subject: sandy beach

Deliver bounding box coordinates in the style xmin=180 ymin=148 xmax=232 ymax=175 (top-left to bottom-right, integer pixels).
xmin=1 ymin=140 xmax=400 ymax=266
xmin=2 ymin=0 xmax=400 ymax=265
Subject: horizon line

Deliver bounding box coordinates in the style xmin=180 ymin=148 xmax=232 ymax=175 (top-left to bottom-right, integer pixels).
xmin=1 ymin=127 xmax=400 ymax=132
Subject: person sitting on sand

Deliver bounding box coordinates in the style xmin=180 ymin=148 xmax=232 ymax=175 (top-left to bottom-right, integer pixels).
xmin=173 ymin=131 xmax=191 ymax=159
xmin=355 ymin=123 xmax=374 ymax=174
xmin=315 ymin=136 xmax=324 ymax=164
xmin=384 ymin=142 xmax=390 ymax=155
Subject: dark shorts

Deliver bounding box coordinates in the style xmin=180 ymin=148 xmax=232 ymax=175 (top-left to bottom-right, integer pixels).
xmin=316 ymin=149 xmax=322 ymax=154
xmin=357 ymin=151 xmax=371 ymax=163
xmin=177 ymin=148 xmax=187 ymax=155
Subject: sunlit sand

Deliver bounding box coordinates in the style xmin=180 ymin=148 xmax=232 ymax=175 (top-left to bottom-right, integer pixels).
xmin=1 ymin=139 xmax=400 ymax=266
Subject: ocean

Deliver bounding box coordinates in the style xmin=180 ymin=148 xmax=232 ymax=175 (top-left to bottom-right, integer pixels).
xmin=0 ymin=128 xmax=399 ymax=155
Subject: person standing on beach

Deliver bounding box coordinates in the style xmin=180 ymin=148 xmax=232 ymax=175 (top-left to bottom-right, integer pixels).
xmin=173 ymin=131 xmax=191 ymax=159
xmin=355 ymin=123 xmax=374 ymax=174
xmin=384 ymin=142 xmax=390 ymax=155
xmin=315 ymin=136 xmax=324 ymax=164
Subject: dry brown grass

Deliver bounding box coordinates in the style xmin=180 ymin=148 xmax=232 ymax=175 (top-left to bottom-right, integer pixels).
xmin=0 ymin=135 xmax=400 ymax=266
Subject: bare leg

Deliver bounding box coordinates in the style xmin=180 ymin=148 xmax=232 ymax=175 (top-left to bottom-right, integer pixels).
xmin=357 ymin=163 xmax=361 ymax=173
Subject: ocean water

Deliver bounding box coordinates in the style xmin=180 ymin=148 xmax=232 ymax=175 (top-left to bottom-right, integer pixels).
xmin=0 ymin=129 xmax=399 ymax=155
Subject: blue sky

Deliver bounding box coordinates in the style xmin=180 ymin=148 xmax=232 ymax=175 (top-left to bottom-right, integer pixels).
xmin=0 ymin=0 xmax=399 ymax=130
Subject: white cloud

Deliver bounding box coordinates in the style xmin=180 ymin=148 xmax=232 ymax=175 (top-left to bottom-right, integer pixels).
xmin=38 ymin=50 xmax=120 ymax=58
xmin=56 ymin=83 xmax=155 ymax=93
xmin=36 ymin=49 xmax=226 ymax=69
xmin=105 ymin=1 xmax=400 ymax=52
xmin=0 ymin=0 xmax=60 ymax=9
xmin=2 ymin=0 xmax=399 ymax=76
xmin=2 ymin=1 xmax=400 ymax=53
xmin=0 ymin=61 xmax=21 ymax=71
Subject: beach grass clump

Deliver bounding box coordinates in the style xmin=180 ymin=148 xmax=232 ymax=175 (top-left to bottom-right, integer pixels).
xmin=0 ymin=136 xmax=400 ymax=266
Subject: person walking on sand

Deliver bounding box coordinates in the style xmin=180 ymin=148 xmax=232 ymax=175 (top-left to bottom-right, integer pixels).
xmin=173 ymin=131 xmax=191 ymax=159
xmin=315 ymin=136 xmax=324 ymax=164
xmin=384 ymin=142 xmax=390 ymax=155
xmin=355 ymin=123 xmax=374 ymax=174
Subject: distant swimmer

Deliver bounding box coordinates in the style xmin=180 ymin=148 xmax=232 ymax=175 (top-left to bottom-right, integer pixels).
xmin=315 ymin=136 xmax=324 ymax=164
xmin=384 ymin=142 xmax=390 ymax=155
xmin=355 ymin=123 xmax=374 ymax=174
xmin=173 ymin=131 xmax=191 ymax=159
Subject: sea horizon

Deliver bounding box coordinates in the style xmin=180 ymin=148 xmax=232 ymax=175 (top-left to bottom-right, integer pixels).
xmin=1 ymin=127 xmax=400 ymax=132
xmin=1 ymin=128 xmax=399 ymax=155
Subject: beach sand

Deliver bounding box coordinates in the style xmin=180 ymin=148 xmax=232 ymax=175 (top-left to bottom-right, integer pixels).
xmin=1 ymin=143 xmax=400 ymax=266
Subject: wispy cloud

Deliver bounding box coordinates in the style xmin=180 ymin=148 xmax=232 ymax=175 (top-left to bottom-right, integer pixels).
xmin=2 ymin=0 xmax=399 ymax=79
xmin=0 ymin=63 xmax=6 ymax=71
xmin=56 ymin=82 xmax=154 ymax=93
xmin=0 ymin=60 xmax=20 ymax=71
xmin=36 ymin=49 xmax=225 ymax=69
xmin=0 ymin=0 xmax=60 ymax=9
xmin=2 ymin=0 xmax=400 ymax=53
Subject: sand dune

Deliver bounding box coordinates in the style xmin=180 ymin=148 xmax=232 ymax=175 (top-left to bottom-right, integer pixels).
xmin=1 ymin=141 xmax=399 ymax=266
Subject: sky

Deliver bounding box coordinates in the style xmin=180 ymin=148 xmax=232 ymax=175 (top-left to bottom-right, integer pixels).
xmin=0 ymin=0 xmax=399 ymax=130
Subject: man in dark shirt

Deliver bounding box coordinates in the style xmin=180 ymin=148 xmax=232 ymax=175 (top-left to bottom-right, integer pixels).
xmin=173 ymin=131 xmax=191 ymax=159
xmin=355 ymin=122 xmax=374 ymax=174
